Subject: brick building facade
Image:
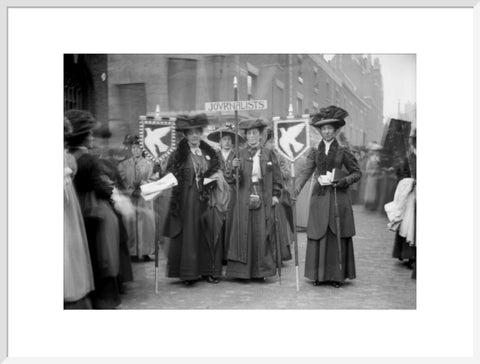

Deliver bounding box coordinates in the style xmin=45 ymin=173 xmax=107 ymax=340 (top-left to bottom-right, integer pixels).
xmin=64 ymin=54 xmax=384 ymax=148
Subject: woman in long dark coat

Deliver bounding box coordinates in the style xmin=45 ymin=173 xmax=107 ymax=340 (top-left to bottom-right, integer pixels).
xmin=163 ymin=114 xmax=222 ymax=285
xmin=295 ymin=106 xmax=361 ymax=288
xmin=207 ymin=126 xmax=244 ymax=264
xmin=226 ymin=119 xmax=283 ymax=280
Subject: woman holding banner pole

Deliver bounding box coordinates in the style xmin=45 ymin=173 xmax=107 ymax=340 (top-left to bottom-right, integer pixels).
xmin=295 ymin=106 xmax=361 ymax=288
xmin=226 ymin=118 xmax=283 ymax=280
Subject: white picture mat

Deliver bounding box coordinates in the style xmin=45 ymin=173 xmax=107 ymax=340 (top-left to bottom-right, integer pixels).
xmin=7 ymin=7 xmax=474 ymax=359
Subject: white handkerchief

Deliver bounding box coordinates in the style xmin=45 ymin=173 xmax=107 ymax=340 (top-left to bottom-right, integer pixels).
xmin=318 ymin=171 xmax=333 ymax=186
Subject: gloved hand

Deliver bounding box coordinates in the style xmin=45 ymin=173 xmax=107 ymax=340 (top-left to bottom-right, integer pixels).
xmin=332 ymin=178 xmax=348 ymax=189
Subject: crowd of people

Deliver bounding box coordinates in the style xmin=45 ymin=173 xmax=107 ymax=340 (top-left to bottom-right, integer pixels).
xmin=64 ymin=105 xmax=416 ymax=309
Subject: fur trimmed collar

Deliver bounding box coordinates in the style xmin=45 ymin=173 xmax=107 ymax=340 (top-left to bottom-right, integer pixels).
xmin=317 ymin=138 xmax=339 ymax=174
xmin=167 ymin=138 xmax=220 ymax=216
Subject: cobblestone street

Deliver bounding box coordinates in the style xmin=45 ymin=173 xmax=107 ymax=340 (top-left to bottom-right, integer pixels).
xmin=118 ymin=205 xmax=416 ymax=309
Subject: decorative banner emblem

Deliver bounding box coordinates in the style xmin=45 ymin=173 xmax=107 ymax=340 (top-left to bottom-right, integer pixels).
xmin=273 ymin=117 xmax=310 ymax=162
xmin=139 ymin=116 xmax=176 ymax=162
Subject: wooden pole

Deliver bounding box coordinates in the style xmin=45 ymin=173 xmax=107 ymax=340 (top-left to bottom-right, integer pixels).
xmin=233 ymin=77 xmax=240 ymax=255
xmin=273 ymin=206 xmax=282 ymax=285
xmin=291 ymin=162 xmax=300 ymax=292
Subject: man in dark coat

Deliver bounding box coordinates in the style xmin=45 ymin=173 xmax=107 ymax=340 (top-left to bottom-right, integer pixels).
xmin=295 ymin=106 xmax=361 ymax=288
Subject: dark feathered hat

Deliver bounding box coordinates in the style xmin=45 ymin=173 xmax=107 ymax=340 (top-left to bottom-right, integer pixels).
xmin=238 ymin=118 xmax=268 ymax=131
xmin=311 ymin=105 xmax=348 ymax=129
xmin=175 ymin=113 xmax=209 ymax=131
xmin=64 ymin=109 xmax=99 ymax=138
xmin=123 ymin=134 xmax=140 ymax=146
xmin=207 ymin=125 xmax=245 ymax=144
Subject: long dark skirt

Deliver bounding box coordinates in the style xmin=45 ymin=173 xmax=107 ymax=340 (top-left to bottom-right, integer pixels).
xmin=304 ymin=228 xmax=356 ymax=282
xmin=392 ymin=233 xmax=416 ymax=260
xmin=167 ymin=186 xmax=223 ymax=280
xmin=222 ymin=183 xmax=236 ymax=262
xmin=226 ymin=192 xmax=277 ymax=279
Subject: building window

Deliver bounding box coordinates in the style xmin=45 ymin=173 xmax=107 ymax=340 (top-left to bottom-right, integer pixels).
xmin=297 ymin=56 xmax=303 ymax=84
xmin=247 ymin=72 xmax=257 ymax=100
xmin=168 ymin=58 xmax=197 ymax=112
xmin=64 ymin=79 xmax=83 ymax=110
xmin=273 ymin=84 xmax=284 ymax=117
xmin=297 ymin=97 xmax=303 ymax=115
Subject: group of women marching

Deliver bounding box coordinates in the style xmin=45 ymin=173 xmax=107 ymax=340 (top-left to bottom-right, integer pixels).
xmin=64 ymin=104 xmax=364 ymax=309
xmin=162 ymin=105 xmax=361 ymax=288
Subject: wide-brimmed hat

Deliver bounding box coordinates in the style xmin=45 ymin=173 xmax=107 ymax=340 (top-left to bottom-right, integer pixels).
xmin=311 ymin=105 xmax=348 ymax=129
xmin=238 ymin=118 xmax=268 ymax=131
xmin=207 ymin=126 xmax=245 ymax=144
xmin=64 ymin=109 xmax=99 ymax=138
xmin=175 ymin=113 xmax=209 ymax=131
xmin=366 ymin=141 xmax=382 ymax=151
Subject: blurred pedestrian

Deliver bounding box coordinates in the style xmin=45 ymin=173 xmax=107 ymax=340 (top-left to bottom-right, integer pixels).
xmin=66 ymin=109 xmax=122 ymax=309
xmin=118 ymin=135 xmax=156 ymax=262
xmin=64 ymin=117 xmax=94 ymax=309
xmin=226 ymin=118 xmax=283 ymax=280
xmin=295 ymin=106 xmax=361 ymax=288
xmin=163 ymin=114 xmax=222 ymax=285
xmin=391 ymin=128 xmax=416 ymax=278
xmin=364 ymin=142 xmax=382 ymax=210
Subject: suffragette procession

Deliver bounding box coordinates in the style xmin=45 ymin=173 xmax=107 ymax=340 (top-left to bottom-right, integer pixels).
xmin=63 ymin=83 xmax=416 ymax=309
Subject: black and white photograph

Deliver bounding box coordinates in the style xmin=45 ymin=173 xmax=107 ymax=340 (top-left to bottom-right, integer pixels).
xmin=63 ymin=53 xmax=416 ymax=310
xmin=4 ymin=3 xmax=477 ymax=361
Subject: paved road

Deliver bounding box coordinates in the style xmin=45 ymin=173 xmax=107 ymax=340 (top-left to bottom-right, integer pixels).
xmin=118 ymin=205 xmax=416 ymax=309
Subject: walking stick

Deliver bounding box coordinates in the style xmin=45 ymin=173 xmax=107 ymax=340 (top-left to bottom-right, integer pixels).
xmin=233 ymin=77 xmax=240 ymax=254
xmin=290 ymin=162 xmax=300 ymax=292
xmin=273 ymin=205 xmax=282 ymax=285
xmin=333 ymin=186 xmax=343 ymax=273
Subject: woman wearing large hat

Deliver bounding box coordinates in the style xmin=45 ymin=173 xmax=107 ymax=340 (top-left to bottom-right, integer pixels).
xmin=295 ymin=106 xmax=361 ymax=288
xmin=207 ymin=125 xmax=244 ymax=263
xmin=64 ymin=116 xmax=95 ymax=309
xmin=65 ymin=109 xmax=123 ymax=308
xmin=225 ymin=118 xmax=283 ymax=280
xmin=163 ymin=114 xmax=222 ymax=285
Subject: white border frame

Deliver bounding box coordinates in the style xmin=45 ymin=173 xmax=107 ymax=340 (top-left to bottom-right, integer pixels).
xmin=2 ymin=1 xmax=479 ymax=363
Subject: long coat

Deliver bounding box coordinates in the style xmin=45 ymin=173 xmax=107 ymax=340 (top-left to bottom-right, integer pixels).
xmin=295 ymin=139 xmax=361 ymax=240
xmin=226 ymin=146 xmax=282 ymax=278
xmin=217 ymin=149 xmax=237 ymax=261
xmin=163 ymin=139 xmax=221 ymax=280
xmin=71 ymin=148 xmax=122 ymax=308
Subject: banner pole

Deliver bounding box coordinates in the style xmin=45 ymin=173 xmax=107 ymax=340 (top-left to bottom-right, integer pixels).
xmin=233 ymin=77 xmax=240 ymax=255
xmin=291 ymin=162 xmax=300 ymax=292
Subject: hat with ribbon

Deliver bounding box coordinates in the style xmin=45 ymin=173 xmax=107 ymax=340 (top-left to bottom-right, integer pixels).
xmin=207 ymin=125 xmax=245 ymax=144
xmin=238 ymin=118 xmax=268 ymax=131
xmin=311 ymin=105 xmax=348 ymax=129
xmin=175 ymin=113 xmax=209 ymax=131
